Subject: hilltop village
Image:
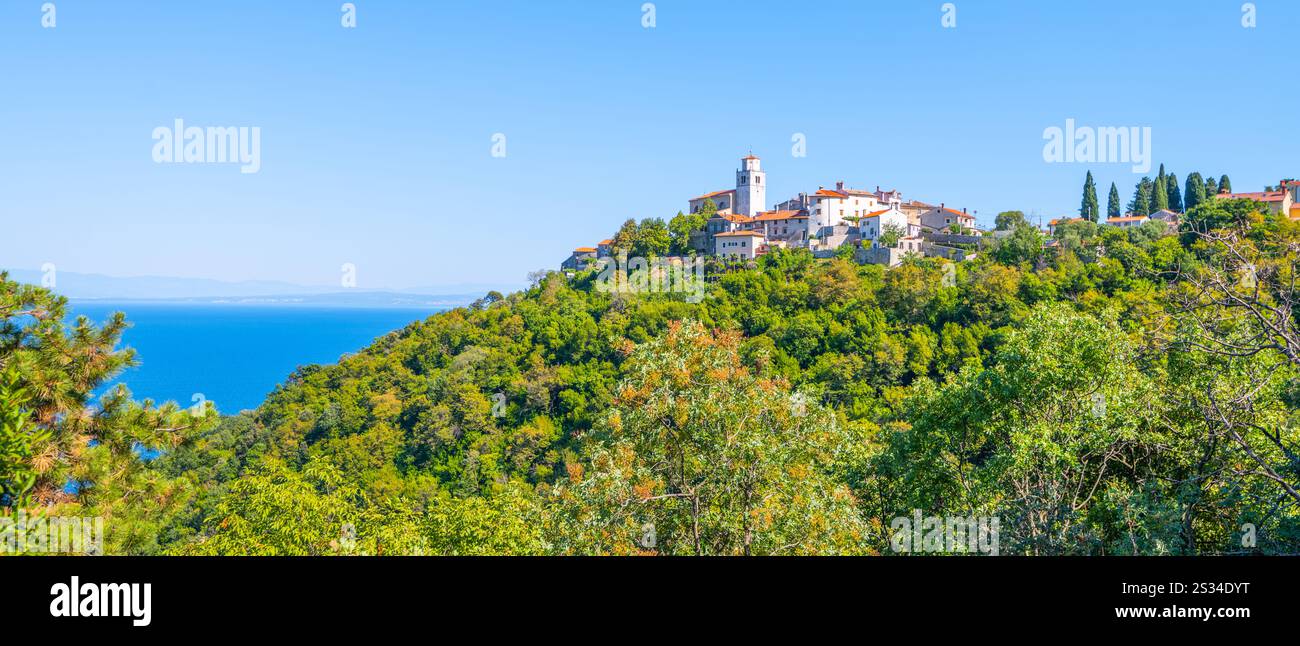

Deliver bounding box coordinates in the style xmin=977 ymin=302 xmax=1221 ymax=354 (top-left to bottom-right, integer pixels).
xmin=561 ymin=154 xmax=1300 ymax=272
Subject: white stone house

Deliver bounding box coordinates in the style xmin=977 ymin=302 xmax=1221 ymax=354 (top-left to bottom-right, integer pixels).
xmin=1106 ymin=215 xmax=1149 ymax=229
xmin=807 ymin=182 xmax=895 ymax=231
xmin=751 ymin=210 xmax=809 ymax=245
xmin=701 ymin=212 xmax=754 ymax=252
xmin=858 ymin=207 xmax=912 ymax=248
xmin=714 ymin=230 xmax=766 ymax=259
xmin=920 ymin=206 xmax=977 ymax=233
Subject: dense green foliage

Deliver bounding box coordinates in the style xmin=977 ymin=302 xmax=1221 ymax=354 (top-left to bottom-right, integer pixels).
xmin=0 ymin=277 xmax=219 ymax=553
xmin=3 ymin=197 xmax=1300 ymax=555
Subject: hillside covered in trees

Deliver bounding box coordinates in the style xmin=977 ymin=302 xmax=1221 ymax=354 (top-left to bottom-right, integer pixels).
xmin=3 ymin=197 xmax=1299 ymax=555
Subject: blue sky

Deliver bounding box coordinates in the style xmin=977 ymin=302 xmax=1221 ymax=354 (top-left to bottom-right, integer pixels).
xmin=1 ymin=0 xmax=1296 ymax=290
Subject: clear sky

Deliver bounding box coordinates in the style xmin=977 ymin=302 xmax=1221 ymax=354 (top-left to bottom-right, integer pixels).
xmin=1 ymin=1 xmax=1296 ymax=290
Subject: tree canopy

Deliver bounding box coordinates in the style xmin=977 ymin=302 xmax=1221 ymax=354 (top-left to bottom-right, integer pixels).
xmin=3 ymin=196 xmax=1298 ymax=555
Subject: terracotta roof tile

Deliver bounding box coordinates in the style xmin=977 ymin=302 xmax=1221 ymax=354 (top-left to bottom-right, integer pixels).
xmin=692 ymin=189 xmax=736 ymax=200
xmin=752 ymin=210 xmax=804 ymax=221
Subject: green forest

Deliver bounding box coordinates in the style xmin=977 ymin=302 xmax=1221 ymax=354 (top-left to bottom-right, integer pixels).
xmin=3 ymin=196 xmax=1299 ymax=555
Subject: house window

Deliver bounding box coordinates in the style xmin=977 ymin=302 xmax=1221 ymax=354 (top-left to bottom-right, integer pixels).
xmin=756 ymin=176 xmax=761 ymax=184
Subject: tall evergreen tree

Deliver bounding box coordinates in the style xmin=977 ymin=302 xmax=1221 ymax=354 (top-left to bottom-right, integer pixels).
xmin=1128 ymin=178 xmax=1152 ymax=216
xmin=1205 ymin=176 xmax=1218 ymax=197
xmin=1185 ymin=172 xmax=1206 ymax=211
xmin=1080 ymin=171 xmax=1099 ymax=221
xmin=1167 ymin=173 xmax=1183 ymax=212
xmin=1152 ymin=166 xmax=1170 ymax=212
xmin=1219 ymin=175 xmax=1232 ymax=194
xmin=1107 ymin=182 xmax=1121 ymax=219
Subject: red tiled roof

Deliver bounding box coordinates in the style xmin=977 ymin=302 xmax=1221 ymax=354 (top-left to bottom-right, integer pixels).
xmin=692 ymin=189 xmax=736 ymax=200
xmin=752 ymin=210 xmax=804 ymax=221
xmin=813 ymin=189 xmax=848 ymax=198
xmin=573 ymin=247 xmax=597 ymax=253
xmin=1218 ymin=191 xmax=1287 ymax=202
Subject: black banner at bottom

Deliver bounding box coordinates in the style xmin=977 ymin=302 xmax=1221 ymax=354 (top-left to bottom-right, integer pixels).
xmin=2 ymin=556 xmax=1291 ymax=636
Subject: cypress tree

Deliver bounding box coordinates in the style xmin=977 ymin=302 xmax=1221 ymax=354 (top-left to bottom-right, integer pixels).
xmin=1129 ymin=177 xmax=1153 ymax=216
xmin=1185 ymin=172 xmax=1206 ymax=211
xmin=1107 ymin=182 xmax=1121 ymax=219
xmin=1152 ymin=173 xmax=1170 ymax=212
xmin=1219 ymin=175 xmax=1232 ymax=194
xmin=1080 ymin=171 xmax=1099 ymax=221
xmin=1206 ymin=176 xmax=1218 ymax=197
xmin=1167 ymin=173 xmax=1182 ymax=212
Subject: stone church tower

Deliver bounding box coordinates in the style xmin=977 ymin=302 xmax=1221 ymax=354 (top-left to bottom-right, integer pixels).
xmin=734 ymin=154 xmax=766 ymax=217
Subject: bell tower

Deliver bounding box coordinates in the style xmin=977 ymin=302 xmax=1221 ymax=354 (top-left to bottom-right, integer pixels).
xmin=735 ymin=154 xmax=765 ymax=217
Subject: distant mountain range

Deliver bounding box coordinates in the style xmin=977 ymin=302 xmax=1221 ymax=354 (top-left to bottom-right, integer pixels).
xmin=2 ymin=268 xmax=522 ymax=309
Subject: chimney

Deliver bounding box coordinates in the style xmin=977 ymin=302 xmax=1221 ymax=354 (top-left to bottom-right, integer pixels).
xmin=836 ymin=181 xmax=844 ymax=191
xmin=940 ymin=202 xmax=945 ymax=210
xmin=963 ymin=207 xmax=967 ymax=214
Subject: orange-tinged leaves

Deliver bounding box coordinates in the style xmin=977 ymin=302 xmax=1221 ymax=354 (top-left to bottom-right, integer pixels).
xmin=565 ymin=462 xmax=585 ymax=483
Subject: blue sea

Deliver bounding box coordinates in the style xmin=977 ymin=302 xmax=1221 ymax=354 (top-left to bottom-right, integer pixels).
xmin=66 ymin=303 xmax=443 ymax=414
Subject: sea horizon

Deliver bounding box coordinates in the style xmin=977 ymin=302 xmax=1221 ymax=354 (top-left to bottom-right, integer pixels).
xmin=67 ymin=301 xmax=446 ymax=414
